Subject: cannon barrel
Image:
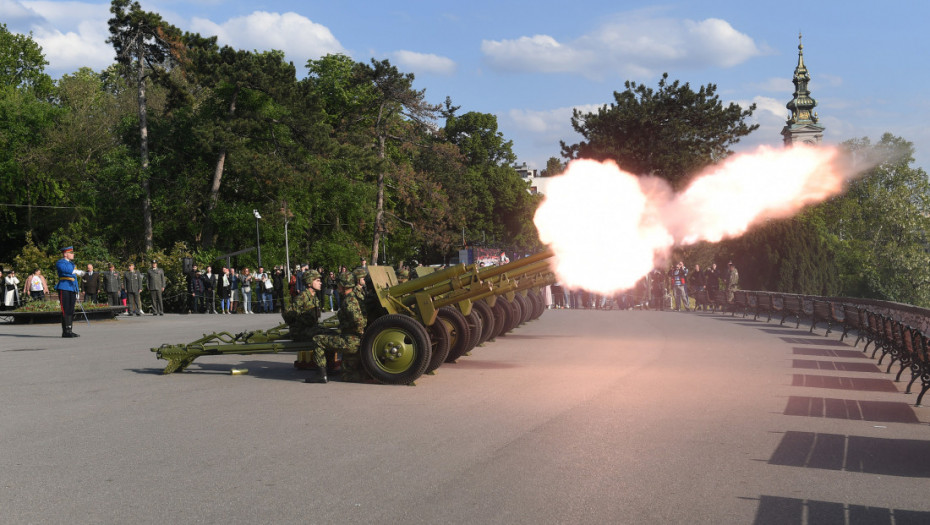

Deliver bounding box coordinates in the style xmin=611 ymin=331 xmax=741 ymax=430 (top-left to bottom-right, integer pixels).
xmin=384 ymin=263 xmax=469 ymax=297
xmin=475 ymin=248 xmax=554 ymax=281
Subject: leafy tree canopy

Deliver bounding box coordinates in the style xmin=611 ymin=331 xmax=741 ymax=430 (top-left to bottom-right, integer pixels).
xmin=561 ymin=72 xmax=758 ymax=189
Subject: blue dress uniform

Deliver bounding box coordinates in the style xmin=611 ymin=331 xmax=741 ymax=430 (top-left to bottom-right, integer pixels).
xmin=55 ymin=246 xmax=81 ymax=338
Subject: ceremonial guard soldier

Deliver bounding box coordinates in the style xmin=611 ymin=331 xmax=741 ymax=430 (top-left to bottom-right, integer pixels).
xmin=123 ymin=263 xmax=144 ymax=316
xmin=102 ymin=263 xmax=122 ymax=307
xmin=55 ymin=246 xmax=83 ymax=338
xmin=147 ymin=260 xmax=166 ymax=315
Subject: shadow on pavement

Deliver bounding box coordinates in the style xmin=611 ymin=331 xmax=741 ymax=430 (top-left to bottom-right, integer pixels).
xmin=768 ymin=431 xmax=930 ymax=478
xmin=791 ymin=374 xmax=899 ymax=392
xmin=750 ymin=495 xmax=930 ymax=525
xmin=783 ymin=396 xmax=920 ymax=423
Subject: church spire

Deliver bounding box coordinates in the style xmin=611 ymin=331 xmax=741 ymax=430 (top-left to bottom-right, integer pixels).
xmin=782 ymin=33 xmax=825 ymax=146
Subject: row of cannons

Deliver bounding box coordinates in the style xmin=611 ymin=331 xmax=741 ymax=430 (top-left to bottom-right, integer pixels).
xmin=724 ymin=289 xmax=930 ymax=407
xmin=151 ymin=250 xmax=556 ymax=385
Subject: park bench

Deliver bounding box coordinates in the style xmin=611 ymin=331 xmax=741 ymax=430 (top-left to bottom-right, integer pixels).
xmin=875 ymin=316 xmax=903 ymax=368
xmin=778 ymin=295 xmax=803 ymax=328
xmin=753 ymin=293 xmax=774 ymax=322
xmin=839 ymin=304 xmax=864 ymax=345
xmin=810 ymin=299 xmax=834 ymax=335
xmin=693 ymin=289 xmax=709 ymax=311
xmin=708 ymin=289 xmax=726 ymax=313
xmin=863 ymin=310 xmax=886 ymax=358
xmin=904 ymin=331 xmax=930 ymax=406
xmin=731 ymin=290 xmax=749 ymax=317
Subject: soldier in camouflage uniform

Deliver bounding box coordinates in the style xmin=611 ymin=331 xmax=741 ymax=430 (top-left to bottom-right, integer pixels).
xmin=352 ymin=266 xmax=369 ymax=319
xmin=305 ymin=272 xmax=367 ymax=384
xmin=283 ymin=270 xmax=322 ymax=341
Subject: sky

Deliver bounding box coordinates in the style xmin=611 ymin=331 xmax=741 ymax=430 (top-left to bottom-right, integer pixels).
xmin=3 ymin=0 xmax=929 ymax=172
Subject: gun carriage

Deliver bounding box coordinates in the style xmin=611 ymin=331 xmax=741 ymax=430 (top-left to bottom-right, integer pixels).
xmin=151 ymin=250 xmax=555 ymax=385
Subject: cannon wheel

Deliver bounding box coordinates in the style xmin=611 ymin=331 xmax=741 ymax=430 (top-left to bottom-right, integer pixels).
xmin=425 ymin=321 xmax=451 ymax=374
xmin=471 ymin=299 xmax=496 ymax=345
xmin=440 ymin=306 xmax=472 ymax=363
xmin=513 ymin=294 xmax=531 ymax=325
xmin=463 ymin=310 xmax=482 ymax=354
xmin=503 ymin=298 xmax=522 ymax=334
xmin=531 ymin=291 xmax=546 ymax=320
xmin=491 ymin=299 xmax=512 ymax=339
xmin=360 ymin=314 xmax=431 ymax=385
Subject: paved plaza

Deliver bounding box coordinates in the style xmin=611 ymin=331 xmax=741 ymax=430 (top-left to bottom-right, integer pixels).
xmin=2 ymin=309 xmax=929 ymax=524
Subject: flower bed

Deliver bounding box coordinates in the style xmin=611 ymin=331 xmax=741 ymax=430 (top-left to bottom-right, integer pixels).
xmin=1 ymin=300 xmax=127 ymax=324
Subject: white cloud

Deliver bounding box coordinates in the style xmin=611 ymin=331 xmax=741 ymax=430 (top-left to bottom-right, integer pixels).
xmin=483 ymin=14 xmax=762 ymax=78
xmin=481 ymin=35 xmax=595 ymax=74
xmin=391 ymin=50 xmax=456 ymax=76
xmin=508 ymin=104 xmax=601 ymax=134
xmin=190 ymin=11 xmax=344 ymax=66
xmin=12 ymin=1 xmax=113 ymax=75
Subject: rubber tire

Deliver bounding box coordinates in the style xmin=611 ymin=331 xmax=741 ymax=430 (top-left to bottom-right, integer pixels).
xmin=471 ymin=299 xmax=497 ymax=345
xmin=425 ymin=321 xmax=451 ymax=373
xmin=439 ymin=306 xmax=472 ymax=363
xmin=359 ymin=314 xmax=431 ymax=385
xmin=463 ymin=310 xmax=482 ymax=354
xmin=513 ymin=294 xmax=531 ymax=325
xmin=502 ymin=299 xmax=522 ymax=335
xmin=531 ymin=291 xmax=546 ymax=320
xmin=491 ymin=299 xmax=512 ymax=339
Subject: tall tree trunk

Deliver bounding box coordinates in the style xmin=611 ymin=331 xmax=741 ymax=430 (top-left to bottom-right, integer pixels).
xmin=201 ymin=86 xmax=240 ymax=250
xmin=372 ymin=134 xmax=386 ymax=262
xmin=136 ymin=43 xmax=153 ymax=252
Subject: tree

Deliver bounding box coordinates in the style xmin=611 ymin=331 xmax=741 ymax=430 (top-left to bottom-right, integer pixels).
xmin=540 ymin=157 xmax=565 ymax=177
xmin=107 ymin=0 xmax=182 ymax=251
xmin=0 ymin=25 xmax=58 ymax=252
xmin=808 ymin=134 xmax=930 ymax=306
xmin=356 ymin=59 xmax=440 ymax=262
xmin=561 ymin=73 xmax=758 ymax=189
xmin=443 ymin=110 xmax=539 ymax=251
xmin=0 ymin=23 xmax=53 ymax=96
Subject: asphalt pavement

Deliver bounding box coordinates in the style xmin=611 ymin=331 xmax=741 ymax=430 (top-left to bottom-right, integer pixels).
xmin=1 ymin=308 xmax=929 ymax=524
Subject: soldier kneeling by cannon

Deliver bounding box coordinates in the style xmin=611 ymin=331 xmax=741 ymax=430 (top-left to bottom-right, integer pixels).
xmin=283 ymin=270 xmax=323 ymax=341
xmin=304 ymin=271 xmax=368 ymax=384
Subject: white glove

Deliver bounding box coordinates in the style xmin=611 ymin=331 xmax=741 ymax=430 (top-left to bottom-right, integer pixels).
xmin=73 ymin=269 xmax=85 ymax=277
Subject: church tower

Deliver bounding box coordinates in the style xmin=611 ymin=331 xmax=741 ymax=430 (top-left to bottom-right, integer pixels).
xmin=781 ymin=33 xmax=825 ymax=146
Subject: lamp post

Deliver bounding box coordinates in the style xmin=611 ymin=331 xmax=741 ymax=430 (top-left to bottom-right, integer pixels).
xmin=282 ymin=201 xmax=291 ymax=285
xmin=253 ymin=209 xmax=262 ymax=268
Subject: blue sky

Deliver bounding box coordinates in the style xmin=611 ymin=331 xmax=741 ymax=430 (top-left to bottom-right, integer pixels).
xmin=3 ymin=0 xmax=928 ymax=172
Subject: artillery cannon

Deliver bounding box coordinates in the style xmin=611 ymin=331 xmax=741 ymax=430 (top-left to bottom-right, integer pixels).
xmin=151 ymin=250 xmax=555 ymax=385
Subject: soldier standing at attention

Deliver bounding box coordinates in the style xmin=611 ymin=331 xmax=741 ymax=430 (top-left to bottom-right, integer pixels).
xmin=147 ymin=260 xmax=166 ymax=315
xmin=102 ymin=263 xmax=122 ymax=307
xmin=282 ymin=270 xmax=323 ymax=341
xmin=305 ymin=272 xmax=367 ymax=384
xmin=726 ymin=262 xmax=740 ymax=303
xmin=55 ymin=246 xmax=83 ymax=338
xmin=123 ymin=263 xmax=144 ymax=316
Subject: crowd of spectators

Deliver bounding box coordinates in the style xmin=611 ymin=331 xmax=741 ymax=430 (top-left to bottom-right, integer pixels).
xmin=546 ymin=261 xmax=739 ymax=312
xmin=0 ymin=259 xmax=362 ymax=316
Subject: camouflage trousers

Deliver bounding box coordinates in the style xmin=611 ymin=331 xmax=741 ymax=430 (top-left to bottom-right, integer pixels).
xmin=310 ymin=333 xmax=364 ymax=381
xmin=289 ymin=324 xmax=325 ymax=342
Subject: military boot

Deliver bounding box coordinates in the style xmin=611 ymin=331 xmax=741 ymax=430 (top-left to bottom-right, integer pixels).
xmin=304 ymin=367 xmax=327 ymax=384
xmin=62 ymin=315 xmax=79 ymax=338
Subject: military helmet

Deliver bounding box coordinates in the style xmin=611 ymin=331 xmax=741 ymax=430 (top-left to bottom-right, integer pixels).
xmin=337 ymin=271 xmax=356 ymax=288
xmin=302 ymin=269 xmax=321 ymax=284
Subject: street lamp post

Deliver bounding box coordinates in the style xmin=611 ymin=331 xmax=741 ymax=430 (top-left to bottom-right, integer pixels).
xmin=253 ymin=209 xmax=262 ymax=268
